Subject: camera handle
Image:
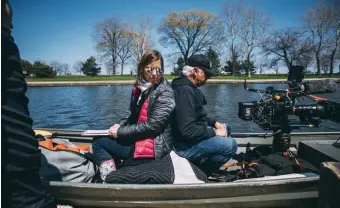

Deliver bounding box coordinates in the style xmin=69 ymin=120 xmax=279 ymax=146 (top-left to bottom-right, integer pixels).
xmin=272 ymin=130 xmax=291 ymax=152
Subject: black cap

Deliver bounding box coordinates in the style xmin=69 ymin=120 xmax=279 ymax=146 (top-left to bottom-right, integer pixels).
xmin=188 ymin=54 xmax=217 ymax=78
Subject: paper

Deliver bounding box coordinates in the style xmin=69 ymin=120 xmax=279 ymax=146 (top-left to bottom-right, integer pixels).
xmin=81 ymin=129 xmax=110 ymax=136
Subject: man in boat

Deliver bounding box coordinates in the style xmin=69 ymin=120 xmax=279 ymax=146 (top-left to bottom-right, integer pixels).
xmin=2 ymin=0 xmax=56 ymax=207
xmin=171 ymin=54 xmax=238 ymax=176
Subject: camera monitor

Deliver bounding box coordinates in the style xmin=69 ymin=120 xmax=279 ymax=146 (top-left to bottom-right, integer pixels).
xmin=287 ymin=65 xmax=305 ymax=83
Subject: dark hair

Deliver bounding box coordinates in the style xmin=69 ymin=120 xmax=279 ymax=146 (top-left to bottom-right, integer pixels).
xmin=136 ymin=50 xmax=164 ymax=85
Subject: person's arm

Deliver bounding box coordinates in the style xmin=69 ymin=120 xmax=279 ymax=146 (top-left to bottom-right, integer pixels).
xmin=118 ymin=110 xmax=131 ymax=126
xmin=206 ymin=116 xmax=217 ymax=127
xmin=207 ymin=116 xmax=226 ymax=130
xmin=117 ymin=89 xmax=175 ymax=140
xmin=174 ymin=87 xmax=215 ymax=141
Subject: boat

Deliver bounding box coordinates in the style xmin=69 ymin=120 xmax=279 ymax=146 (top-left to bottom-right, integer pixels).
xmin=36 ymin=128 xmax=340 ymax=208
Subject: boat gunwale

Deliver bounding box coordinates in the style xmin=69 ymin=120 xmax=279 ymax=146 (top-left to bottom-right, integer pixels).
xmin=45 ymin=176 xmax=319 ymax=190
xmin=34 ymin=128 xmax=340 ymax=137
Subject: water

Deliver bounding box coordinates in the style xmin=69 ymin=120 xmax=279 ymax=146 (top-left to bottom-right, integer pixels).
xmin=27 ymin=83 xmax=340 ymax=132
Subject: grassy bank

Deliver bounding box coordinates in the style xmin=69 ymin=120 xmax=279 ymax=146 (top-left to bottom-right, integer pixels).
xmin=25 ymin=74 xmax=340 ymax=82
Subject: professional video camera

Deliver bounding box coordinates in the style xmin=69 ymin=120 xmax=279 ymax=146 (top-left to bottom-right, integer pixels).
xmin=238 ymin=66 xmax=340 ymax=152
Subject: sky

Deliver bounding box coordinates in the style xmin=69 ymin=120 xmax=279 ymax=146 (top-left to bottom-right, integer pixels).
xmin=10 ymin=0 xmax=328 ymax=74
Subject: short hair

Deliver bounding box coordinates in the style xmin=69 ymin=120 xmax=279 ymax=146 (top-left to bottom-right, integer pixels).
xmin=180 ymin=65 xmax=195 ymax=77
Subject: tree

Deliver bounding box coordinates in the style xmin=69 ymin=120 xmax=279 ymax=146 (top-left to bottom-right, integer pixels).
xmin=240 ymin=60 xmax=256 ymax=75
xmin=172 ymin=57 xmax=185 ymax=76
xmin=295 ymin=49 xmax=314 ymax=72
xmin=205 ymin=46 xmax=221 ymax=73
xmin=117 ymin=30 xmax=134 ymax=75
xmin=257 ymin=55 xmax=272 ymax=74
xmin=50 ymin=61 xmax=70 ymax=75
xmin=130 ymin=18 xmax=153 ymax=72
xmin=303 ymin=1 xmax=333 ymax=75
xmin=223 ymin=59 xmax=242 ymax=75
xmin=73 ymin=61 xmax=83 ymax=75
xmin=20 ymin=59 xmax=34 ymax=77
xmin=239 ymin=5 xmax=269 ymax=77
xmin=326 ymin=1 xmax=340 ymax=75
xmin=268 ymin=58 xmax=280 ymax=74
xmin=158 ymin=10 xmax=223 ymax=63
xmin=104 ymin=60 xmax=116 ymax=75
xmin=261 ymin=28 xmax=313 ymax=73
xmin=50 ymin=61 xmax=63 ymax=75
xmin=220 ymin=0 xmax=244 ymax=76
xmin=62 ymin=63 xmax=70 ymax=75
xmin=94 ymin=19 xmax=125 ymax=75
xmin=320 ymin=53 xmax=330 ymax=74
xmin=81 ymin=56 xmax=101 ymax=76
xmin=32 ymin=61 xmax=56 ymax=78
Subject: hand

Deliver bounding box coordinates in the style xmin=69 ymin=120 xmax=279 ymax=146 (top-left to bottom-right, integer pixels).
xmin=215 ymin=122 xmax=225 ymax=130
xmin=214 ymin=128 xmax=227 ymax=137
xmin=215 ymin=122 xmax=228 ymax=136
xmin=109 ymin=124 xmax=120 ymax=138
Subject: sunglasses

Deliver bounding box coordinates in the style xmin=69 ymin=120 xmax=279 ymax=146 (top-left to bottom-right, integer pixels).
xmin=145 ymin=66 xmax=163 ymax=74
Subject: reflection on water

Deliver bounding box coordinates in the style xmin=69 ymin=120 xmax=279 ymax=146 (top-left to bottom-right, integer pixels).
xmin=27 ymin=83 xmax=340 ymax=132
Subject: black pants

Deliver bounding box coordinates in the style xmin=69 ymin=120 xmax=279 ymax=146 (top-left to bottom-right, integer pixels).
xmin=1 ymin=26 xmax=56 ymax=208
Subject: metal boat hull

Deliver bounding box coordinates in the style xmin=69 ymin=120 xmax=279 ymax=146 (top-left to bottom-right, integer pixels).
xmin=36 ymin=128 xmax=340 ymax=207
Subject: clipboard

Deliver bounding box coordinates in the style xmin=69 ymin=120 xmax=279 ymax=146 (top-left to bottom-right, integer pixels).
xmin=81 ymin=129 xmax=110 ymax=136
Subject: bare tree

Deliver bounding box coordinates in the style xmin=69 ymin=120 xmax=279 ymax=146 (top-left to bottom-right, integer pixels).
xmin=94 ymin=19 xmax=125 ymax=75
xmin=50 ymin=61 xmax=69 ymax=75
xmin=303 ymin=1 xmax=333 ymax=75
xmin=158 ymin=10 xmax=223 ymax=63
xmin=130 ymin=18 xmax=153 ymax=72
xmin=50 ymin=61 xmax=63 ymax=75
xmin=61 ymin=63 xmax=70 ymax=75
xmin=220 ymin=1 xmax=244 ymax=75
xmin=105 ymin=60 xmax=115 ymax=75
xmin=295 ymin=48 xmax=314 ymax=72
xmin=117 ymin=30 xmax=134 ymax=75
xmin=261 ymin=28 xmax=313 ymax=73
xmin=257 ymin=55 xmax=273 ymax=74
xmin=320 ymin=53 xmax=330 ymax=74
xmin=326 ymin=2 xmax=340 ymax=75
xmin=73 ymin=61 xmax=83 ymax=75
xmin=239 ymin=6 xmax=269 ymax=77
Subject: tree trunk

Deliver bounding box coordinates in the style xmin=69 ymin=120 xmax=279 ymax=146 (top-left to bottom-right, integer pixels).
xmin=231 ymin=44 xmax=236 ymax=76
xmin=121 ymin=61 xmax=124 ymax=75
xmin=112 ymin=56 xmax=116 ymax=76
xmin=184 ymin=51 xmax=189 ymax=65
xmin=247 ymin=52 xmax=251 ymax=78
xmin=329 ymin=50 xmax=336 ymax=76
xmin=316 ymin=53 xmax=321 ymax=75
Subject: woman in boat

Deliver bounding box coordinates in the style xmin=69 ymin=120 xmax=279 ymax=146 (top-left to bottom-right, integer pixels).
xmin=93 ymin=50 xmax=175 ymax=181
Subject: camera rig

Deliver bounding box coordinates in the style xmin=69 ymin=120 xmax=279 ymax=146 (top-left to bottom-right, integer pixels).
xmin=238 ymin=66 xmax=340 ymax=152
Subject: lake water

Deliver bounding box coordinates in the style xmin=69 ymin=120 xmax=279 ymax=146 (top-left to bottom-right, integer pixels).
xmin=27 ymin=83 xmax=340 ymax=133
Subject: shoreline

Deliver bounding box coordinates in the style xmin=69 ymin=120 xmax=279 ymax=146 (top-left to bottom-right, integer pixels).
xmin=26 ymin=78 xmax=340 ymax=87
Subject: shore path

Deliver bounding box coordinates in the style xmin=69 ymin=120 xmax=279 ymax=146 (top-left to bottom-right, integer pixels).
xmin=27 ymin=78 xmax=340 ymax=87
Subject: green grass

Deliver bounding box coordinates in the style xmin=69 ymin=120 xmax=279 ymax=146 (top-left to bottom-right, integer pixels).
xmin=25 ymin=74 xmax=340 ymax=82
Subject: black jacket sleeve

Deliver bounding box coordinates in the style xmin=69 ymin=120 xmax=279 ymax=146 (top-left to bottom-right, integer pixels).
xmin=118 ymin=110 xmax=131 ymax=126
xmin=174 ymin=87 xmax=215 ymax=141
xmin=117 ymin=89 xmax=175 ymax=141
xmin=206 ymin=116 xmax=217 ymax=127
